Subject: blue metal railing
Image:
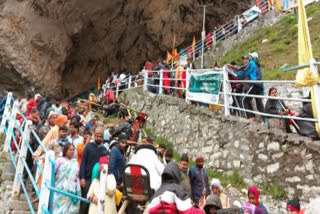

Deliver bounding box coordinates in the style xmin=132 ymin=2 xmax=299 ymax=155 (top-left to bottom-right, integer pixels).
xmin=1 ymin=95 xmax=92 ymax=214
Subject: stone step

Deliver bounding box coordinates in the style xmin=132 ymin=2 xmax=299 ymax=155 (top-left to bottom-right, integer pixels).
xmin=7 ymin=198 xmax=30 ymax=211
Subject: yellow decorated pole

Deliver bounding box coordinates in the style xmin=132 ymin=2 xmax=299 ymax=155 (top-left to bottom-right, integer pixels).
xmin=296 ymin=0 xmax=320 ymax=136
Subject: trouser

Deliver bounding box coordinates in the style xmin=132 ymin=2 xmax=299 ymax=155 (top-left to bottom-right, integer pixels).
xmin=79 ymin=180 xmax=92 ymax=214
xmin=230 ymin=88 xmax=243 ymax=116
xmin=242 ymin=85 xmax=264 ymax=118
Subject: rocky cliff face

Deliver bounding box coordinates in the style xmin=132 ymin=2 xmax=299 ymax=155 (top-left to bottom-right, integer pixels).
xmin=0 ymin=0 xmax=252 ymax=97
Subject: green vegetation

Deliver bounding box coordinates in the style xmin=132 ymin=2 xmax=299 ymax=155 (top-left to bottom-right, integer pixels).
xmin=261 ymin=184 xmax=288 ymax=199
xmin=212 ymin=2 xmax=320 ymax=80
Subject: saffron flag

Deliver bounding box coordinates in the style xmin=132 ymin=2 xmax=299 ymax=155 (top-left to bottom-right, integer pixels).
xmin=296 ymin=0 xmax=320 ymax=136
xmin=97 ymin=76 xmax=101 ymax=91
xmin=191 ymin=35 xmax=196 ymax=52
xmin=166 ymin=50 xmax=172 ymax=64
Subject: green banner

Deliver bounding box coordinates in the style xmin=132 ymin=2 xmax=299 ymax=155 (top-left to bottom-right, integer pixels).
xmin=189 ymin=73 xmax=222 ymax=94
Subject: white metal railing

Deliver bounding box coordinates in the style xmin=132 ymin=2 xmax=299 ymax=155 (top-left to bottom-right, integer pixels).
xmin=140 ymin=65 xmax=319 ymax=127
xmin=178 ymin=0 xmax=271 ymax=62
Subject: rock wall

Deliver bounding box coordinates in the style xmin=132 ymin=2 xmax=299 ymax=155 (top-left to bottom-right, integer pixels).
xmin=0 ymin=0 xmax=253 ymax=97
xmin=125 ymin=89 xmax=320 ymax=201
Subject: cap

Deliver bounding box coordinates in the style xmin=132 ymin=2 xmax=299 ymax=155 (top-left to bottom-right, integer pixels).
xmin=47 ymin=111 xmax=57 ymax=120
xmin=203 ymin=195 xmax=222 ymax=210
xmin=249 ymin=52 xmax=259 ymax=59
xmin=287 ymin=197 xmax=300 ymax=212
xmin=242 ymin=55 xmax=249 ymax=59
xmin=119 ymin=138 xmax=128 ymax=143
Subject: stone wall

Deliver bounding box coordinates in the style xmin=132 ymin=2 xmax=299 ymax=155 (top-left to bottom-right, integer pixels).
xmin=125 ymin=89 xmax=320 ymax=201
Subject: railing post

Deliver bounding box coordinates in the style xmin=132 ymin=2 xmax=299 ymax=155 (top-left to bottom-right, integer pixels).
xmin=128 ymin=76 xmax=132 ymax=89
xmin=159 ymin=69 xmax=163 ymax=94
xmin=185 ymin=68 xmax=190 ymax=102
xmin=0 ymin=92 xmax=13 ymax=134
xmin=310 ymin=58 xmax=320 ymax=136
xmin=98 ymin=164 xmax=108 ymax=214
xmin=38 ymin=150 xmax=55 ymax=214
xmin=237 ymin=16 xmax=242 ymax=33
xmin=143 ymin=69 xmax=148 ymax=91
xmin=223 ymin=66 xmax=230 ymax=116
xmin=12 ymin=120 xmax=32 ymax=198
xmin=4 ymin=101 xmax=19 ymax=152
xmin=116 ymin=82 xmax=119 ymax=98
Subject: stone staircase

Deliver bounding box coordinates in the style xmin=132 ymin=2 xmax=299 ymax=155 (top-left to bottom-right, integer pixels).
xmin=0 ymin=151 xmax=38 ymax=214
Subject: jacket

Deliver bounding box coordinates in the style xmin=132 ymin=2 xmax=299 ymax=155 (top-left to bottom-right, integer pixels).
xmin=179 ymin=170 xmax=191 ymax=196
xmin=265 ymin=99 xmax=287 ymax=116
xmin=236 ymin=60 xmax=263 ymax=89
xmin=108 ymin=145 xmax=125 ymax=185
xmin=147 ymin=162 xmax=202 ymax=214
xmin=128 ymin=144 xmax=164 ymax=190
xmin=189 ymin=166 xmax=210 ymax=204
xmin=296 ymin=103 xmax=318 ymax=138
xmin=40 ymin=100 xmax=50 ymax=120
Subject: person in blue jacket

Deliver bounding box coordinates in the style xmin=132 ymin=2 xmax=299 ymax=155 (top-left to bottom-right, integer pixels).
xmin=108 ymin=137 xmax=127 ymax=187
xmin=229 ymin=54 xmax=265 ymax=120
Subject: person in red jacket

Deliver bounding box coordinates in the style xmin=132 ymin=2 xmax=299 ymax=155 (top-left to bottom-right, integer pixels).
xmin=26 ymin=93 xmax=41 ymax=116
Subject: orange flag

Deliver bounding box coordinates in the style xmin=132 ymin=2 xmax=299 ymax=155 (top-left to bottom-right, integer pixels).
xmin=166 ymin=50 xmax=172 ymax=64
xmin=97 ymin=76 xmax=101 ymax=91
xmin=191 ymin=35 xmax=196 ymax=52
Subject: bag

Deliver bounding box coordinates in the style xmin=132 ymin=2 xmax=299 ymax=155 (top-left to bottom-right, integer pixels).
xmin=268 ymin=118 xmax=286 ymax=131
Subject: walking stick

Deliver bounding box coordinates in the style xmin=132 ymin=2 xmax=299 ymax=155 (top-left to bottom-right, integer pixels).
xmin=278 ymin=100 xmax=300 ymax=131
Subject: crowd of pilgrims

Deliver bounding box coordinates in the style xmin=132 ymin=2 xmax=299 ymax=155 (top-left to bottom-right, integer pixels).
xmin=0 ymin=87 xmax=315 ymax=214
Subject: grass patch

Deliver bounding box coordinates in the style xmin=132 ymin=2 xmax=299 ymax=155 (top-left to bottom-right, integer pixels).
xmin=261 ymin=184 xmax=288 ymax=199
xmin=215 ymin=2 xmax=320 ymax=81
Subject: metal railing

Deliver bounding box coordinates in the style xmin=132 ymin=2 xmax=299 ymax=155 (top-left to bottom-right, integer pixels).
xmin=0 ymin=93 xmax=96 ymax=214
xmin=178 ymin=0 xmax=271 ymax=63
xmin=141 ymin=64 xmax=319 ymax=126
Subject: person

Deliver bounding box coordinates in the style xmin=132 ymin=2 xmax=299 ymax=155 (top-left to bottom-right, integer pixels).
xmin=38 ymin=111 xmax=57 ymax=140
xmin=157 ymin=144 xmax=166 ymax=164
xmin=179 ymin=153 xmax=191 ymax=196
xmin=40 ymin=125 xmax=69 ymax=160
xmin=19 ymin=92 xmax=31 ymax=114
xmin=128 ymin=138 xmax=164 ymax=191
xmin=210 ymin=178 xmax=230 ymax=209
xmin=245 ymin=187 xmax=268 ymax=214
xmin=26 ymin=94 xmax=41 ymax=116
xmin=67 ymin=122 xmax=84 ymax=158
xmin=227 ymin=61 xmax=244 ymax=116
xmin=147 ymin=162 xmax=203 ymax=214
xmin=203 ymin=194 xmax=222 ymax=214
xmin=87 ymin=173 xmax=118 ymax=214
xmin=52 ymin=144 xmax=81 ymax=214
xmin=76 ymin=130 xmax=92 ymax=166
xmin=286 ymin=197 xmax=301 ymax=214
xmin=51 ymin=97 xmax=63 ymax=115
xmin=104 ymin=88 xmax=115 ymax=104
xmin=79 ymin=126 xmax=107 ymax=214
xmin=84 ymin=116 xmax=97 ymax=133
xmin=108 ymin=137 xmax=127 ymax=186
xmin=265 ymin=88 xmax=291 ymax=132
xmin=229 ymin=55 xmax=264 ymax=120
xmin=39 ymin=96 xmax=53 ymax=120
xmin=189 ymin=154 xmax=210 ymax=207
xmin=164 ymin=148 xmax=174 ymax=165
xmin=187 ymin=57 xmax=196 ymax=69
xmin=296 ymin=95 xmax=318 ymax=139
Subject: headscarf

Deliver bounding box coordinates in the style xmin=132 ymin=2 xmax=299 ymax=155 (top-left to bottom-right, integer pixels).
xmin=47 ymin=111 xmax=57 ymax=120
xmin=248 ymin=186 xmax=260 ymax=207
xmin=211 ymin=178 xmax=223 ymax=192
xmin=55 ymin=115 xmax=68 ymax=126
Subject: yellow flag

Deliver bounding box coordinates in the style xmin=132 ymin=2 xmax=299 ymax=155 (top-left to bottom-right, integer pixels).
xmin=296 ymin=0 xmax=320 ymax=136
xmin=295 ymin=0 xmax=319 ymax=87
xmin=191 ymin=35 xmax=196 ymax=52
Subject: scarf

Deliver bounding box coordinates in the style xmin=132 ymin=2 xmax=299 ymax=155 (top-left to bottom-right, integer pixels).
xmin=248 ymin=186 xmax=260 ymax=207
xmin=57 ymin=136 xmax=69 ymax=149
